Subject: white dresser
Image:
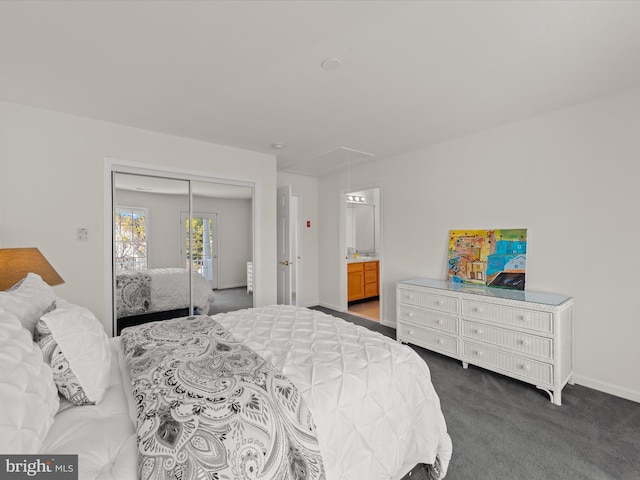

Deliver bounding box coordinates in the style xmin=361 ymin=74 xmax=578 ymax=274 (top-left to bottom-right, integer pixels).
xmin=396 ymin=278 xmax=574 ymax=405
xmin=246 ymin=262 xmax=253 ymax=293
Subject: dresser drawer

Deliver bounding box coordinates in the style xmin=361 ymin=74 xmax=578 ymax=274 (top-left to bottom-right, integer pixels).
xmin=462 ymin=341 xmax=553 ymax=385
xmin=462 ymin=300 xmax=552 ymax=333
xmin=364 ymin=261 xmax=378 ymax=271
xmin=397 ymin=288 xmax=459 ymax=314
xmin=398 ymin=305 xmax=458 ymax=334
xmin=461 ymin=320 xmax=552 ymax=359
xmin=399 ymin=325 xmax=458 ymax=356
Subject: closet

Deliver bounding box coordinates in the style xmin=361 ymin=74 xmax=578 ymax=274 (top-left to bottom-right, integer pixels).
xmin=111 ymin=168 xmax=254 ymax=334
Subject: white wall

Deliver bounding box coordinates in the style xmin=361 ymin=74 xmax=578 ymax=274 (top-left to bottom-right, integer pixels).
xmin=193 ymin=195 xmax=252 ymax=289
xmin=115 ymin=190 xmax=252 ymax=288
xmin=0 ymin=101 xmax=277 ymax=334
xmin=318 ymin=87 xmax=640 ymax=403
xmin=277 ymin=172 xmax=319 ymax=307
xmin=115 ymin=189 xmax=187 ymax=269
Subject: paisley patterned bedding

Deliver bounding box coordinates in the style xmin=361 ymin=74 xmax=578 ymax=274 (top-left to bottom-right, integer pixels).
xmin=121 ymin=316 xmax=325 ymax=480
xmin=116 ymin=268 xmax=215 ymax=319
xmin=116 ymin=270 xmax=151 ymax=318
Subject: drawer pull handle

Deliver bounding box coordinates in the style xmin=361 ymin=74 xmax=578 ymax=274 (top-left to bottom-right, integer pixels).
xmin=407 ymin=312 xmax=414 ymax=317
xmin=474 ymin=350 xmax=484 ymax=357
xmin=436 ymin=300 xmax=443 ymax=306
xmin=520 ymin=315 xmax=529 ymax=321
xmin=519 ymin=364 xmax=531 ymax=371
xmin=408 ymin=330 xmax=414 ymax=335
xmin=436 ymin=319 xmax=444 ymax=325
xmin=437 ymin=339 xmax=444 ymax=345
xmin=520 ymin=339 xmax=529 ymax=346
xmin=474 ymin=329 xmax=483 ymax=335
xmin=475 ymin=307 xmax=483 ymax=313
xmin=407 ymin=295 xmax=414 ymax=300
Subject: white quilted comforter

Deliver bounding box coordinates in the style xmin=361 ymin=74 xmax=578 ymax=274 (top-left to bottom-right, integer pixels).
xmin=40 ymin=306 xmax=452 ymax=480
xmin=217 ymin=306 xmax=452 ymax=480
xmin=148 ymin=268 xmax=214 ymax=314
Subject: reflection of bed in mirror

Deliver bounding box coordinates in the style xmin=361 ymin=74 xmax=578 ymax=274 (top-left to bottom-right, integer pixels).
xmin=115 ymin=267 xmax=214 ymax=333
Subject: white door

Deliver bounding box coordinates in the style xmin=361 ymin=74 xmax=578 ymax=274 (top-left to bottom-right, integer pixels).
xmin=277 ymin=185 xmax=293 ymax=304
xmin=181 ymin=211 xmax=219 ymax=289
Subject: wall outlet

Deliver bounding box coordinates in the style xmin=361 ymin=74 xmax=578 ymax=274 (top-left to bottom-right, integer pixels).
xmin=77 ymin=227 xmax=88 ymax=241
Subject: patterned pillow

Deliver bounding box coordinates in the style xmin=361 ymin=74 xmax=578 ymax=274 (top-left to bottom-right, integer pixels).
xmin=35 ymin=301 xmax=111 ymax=405
xmin=0 ymin=273 xmax=56 ymax=336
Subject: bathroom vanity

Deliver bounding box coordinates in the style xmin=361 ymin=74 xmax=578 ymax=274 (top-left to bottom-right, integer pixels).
xmin=347 ymin=259 xmax=379 ymax=302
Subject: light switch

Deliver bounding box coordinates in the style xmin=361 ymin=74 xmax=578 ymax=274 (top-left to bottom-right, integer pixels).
xmin=77 ymin=228 xmax=88 ymax=241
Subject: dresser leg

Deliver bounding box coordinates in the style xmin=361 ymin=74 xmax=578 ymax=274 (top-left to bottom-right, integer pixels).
xmin=462 ymin=361 xmax=469 ymax=369
xmin=537 ymin=386 xmax=560 ymax=405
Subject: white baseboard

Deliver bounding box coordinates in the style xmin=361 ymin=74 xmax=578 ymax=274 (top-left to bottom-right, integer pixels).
xmin=381 ymin=319 xmax=397 ymax=329
xmin=217 ymin=283 xmax=247 ymax=290
xmin=300 ymin=300 xmax=320 ymax=308
xmin=317 ymin=301 xmax=342 ymax=312
xmin=572 ymin=374 xmax=640 ymax=404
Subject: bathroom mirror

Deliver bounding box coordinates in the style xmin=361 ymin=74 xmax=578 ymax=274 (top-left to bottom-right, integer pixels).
xmin=346 ymin=203 xmax=375 ymax=253
xmin=354 ymin=204 xmax=375 ymax=252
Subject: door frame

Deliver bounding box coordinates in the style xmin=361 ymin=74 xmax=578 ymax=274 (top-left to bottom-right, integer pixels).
xmin=339 ymin=183 xmax=383 ymax=320
xmin=291 ymin=193 xmax=301 ymax=306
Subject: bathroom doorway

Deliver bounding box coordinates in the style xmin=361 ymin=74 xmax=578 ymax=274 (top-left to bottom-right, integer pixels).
xmin=345 ymin=187 xmax=381 ymax=322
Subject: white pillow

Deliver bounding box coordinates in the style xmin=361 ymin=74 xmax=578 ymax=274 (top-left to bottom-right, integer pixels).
xmin=0 ymin=308 xmax=59 ymax=453
xmin=0 ymin=273 xmax=56 ymax=336
xmin=35 ymin=301 xmax=111 ymax=405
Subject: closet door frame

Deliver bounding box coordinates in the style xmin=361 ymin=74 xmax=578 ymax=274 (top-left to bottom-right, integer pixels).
xmin=104 ymin=158 xmax=255 ymax=336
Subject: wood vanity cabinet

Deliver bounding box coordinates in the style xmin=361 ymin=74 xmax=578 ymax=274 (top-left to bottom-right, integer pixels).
xmin=348 ymin=261 xmax=379 ymax=302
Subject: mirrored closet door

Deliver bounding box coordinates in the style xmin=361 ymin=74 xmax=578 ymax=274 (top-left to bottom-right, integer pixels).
xmin=112 ymin=172 xmax=254 ymax=335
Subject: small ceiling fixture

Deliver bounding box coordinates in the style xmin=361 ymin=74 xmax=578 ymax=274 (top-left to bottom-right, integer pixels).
xmin=321 ymin=58 xmax=342 ymax=71
xmin=271 ymin=143 xmax=285 ymax=150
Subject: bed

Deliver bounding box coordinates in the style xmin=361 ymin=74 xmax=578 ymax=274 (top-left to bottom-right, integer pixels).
xmin=115 ymin=267 xmax=215 ymax=331
xmin=0 ymin=274 xmax=452 ymax=480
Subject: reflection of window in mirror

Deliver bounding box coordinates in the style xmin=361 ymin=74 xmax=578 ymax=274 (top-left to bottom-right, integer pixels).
xmin=112 ymin=172 xmax=190 ymax=334
xmin=114 ymin=206 xmax=148 ymax=271
xmin=181 ymin=211 xmax=218 ymax=289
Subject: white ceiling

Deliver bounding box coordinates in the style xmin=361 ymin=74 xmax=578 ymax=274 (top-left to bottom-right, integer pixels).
xmin=2 ymin=1 xmax=640 ymax=176
xmin=114 ymin=173 xmax=253 ymax=199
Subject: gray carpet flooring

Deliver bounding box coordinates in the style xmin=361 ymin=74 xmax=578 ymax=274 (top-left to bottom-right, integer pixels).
xmin=208 ymin=287 xmax=253 ymax=315
xmin=311 ymin=306 xmax=640 ymax=480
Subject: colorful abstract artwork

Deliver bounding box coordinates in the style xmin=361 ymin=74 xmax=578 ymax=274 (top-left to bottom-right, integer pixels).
xmin=448 ymin=229 xmax=527 ymax=290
